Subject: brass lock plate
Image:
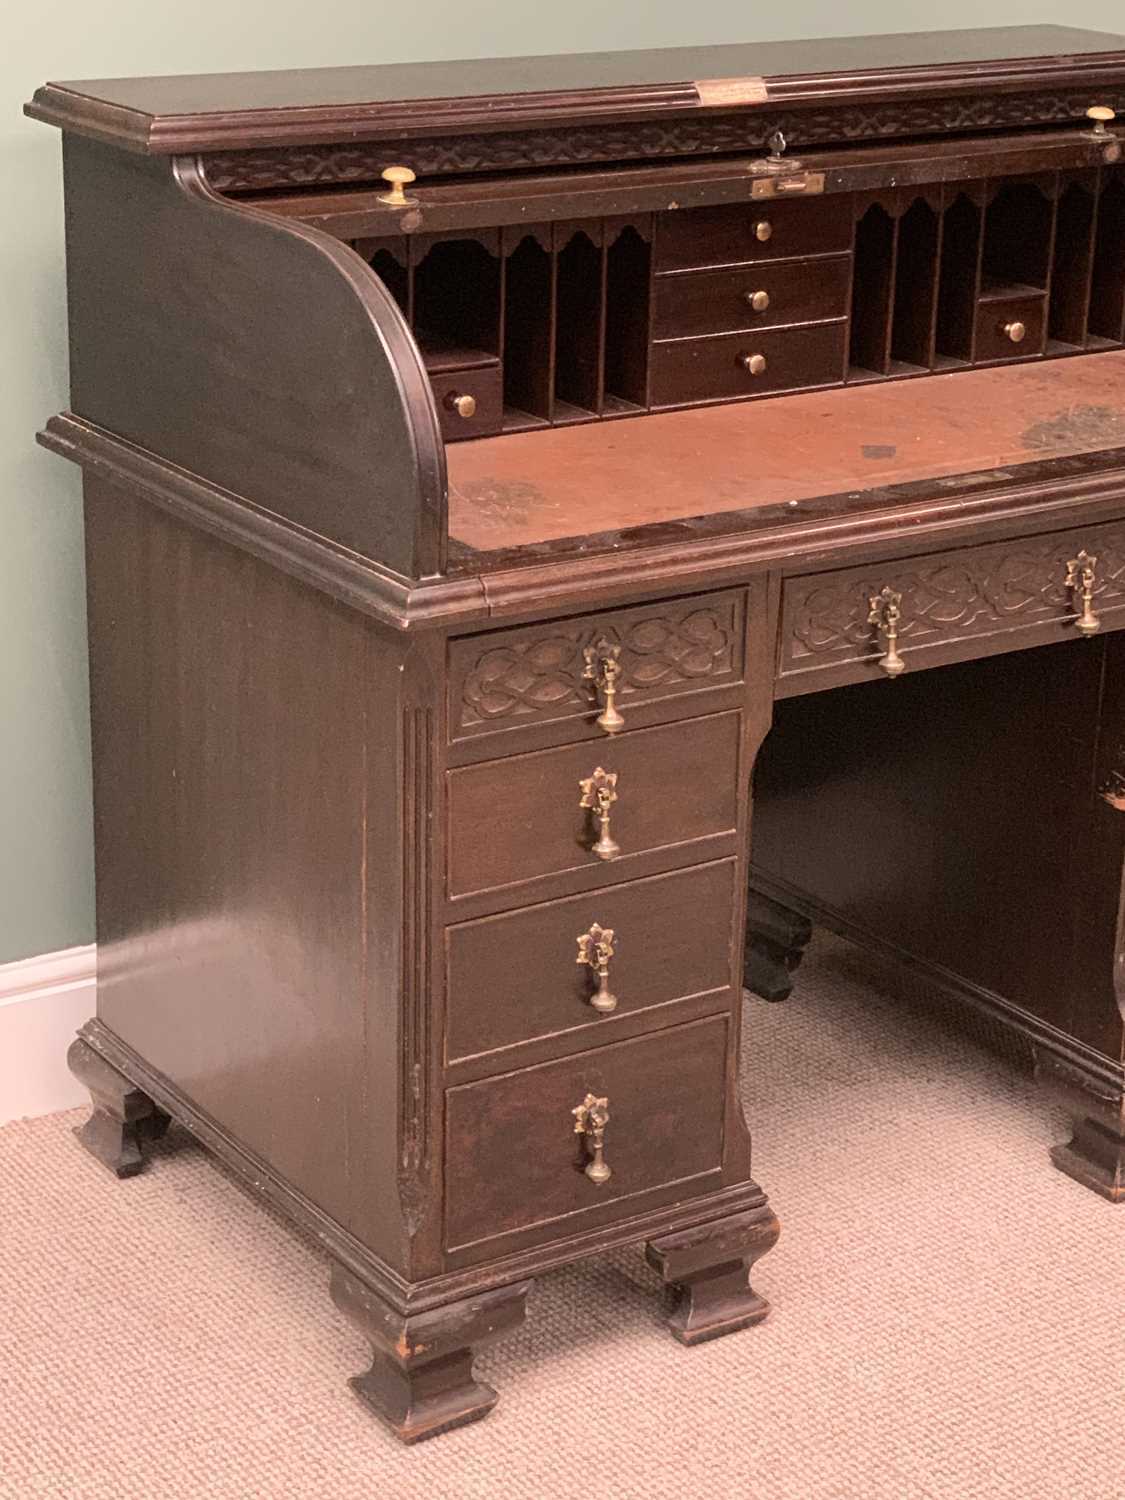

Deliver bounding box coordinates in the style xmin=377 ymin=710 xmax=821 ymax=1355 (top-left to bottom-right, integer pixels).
xmin=750 ymin=172 xmax=826 ymax=199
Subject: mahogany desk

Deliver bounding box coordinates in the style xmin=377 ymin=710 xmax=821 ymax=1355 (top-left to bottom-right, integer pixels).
xmin=27 ymin=25 xmax=1125 ymax=1444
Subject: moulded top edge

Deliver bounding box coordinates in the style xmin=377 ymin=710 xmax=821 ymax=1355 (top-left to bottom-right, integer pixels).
xmin=24 ymin=26 xmax=1125 ymax=154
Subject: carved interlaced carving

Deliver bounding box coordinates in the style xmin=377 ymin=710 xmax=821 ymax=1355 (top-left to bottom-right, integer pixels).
xmin=456 ymin=600 xmax=739 ymax=732
xmin=785 ymin=530 xmax=1125 ymax=665
xmin=204 ymin=90 xmax=1125 ymax=192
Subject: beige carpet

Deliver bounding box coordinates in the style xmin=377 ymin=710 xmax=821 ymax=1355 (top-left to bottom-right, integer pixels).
xmin=2 ymin=935 xmax=1122 ymax=1500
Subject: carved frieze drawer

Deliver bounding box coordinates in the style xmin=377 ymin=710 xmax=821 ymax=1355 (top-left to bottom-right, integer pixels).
xmin=443 ymin=1015 xmax=728 ymax=1260
xmin=777 ymin=521 xmax=1125 ymax=696
xmin=448 ymin=589 xmax=746 ymax=756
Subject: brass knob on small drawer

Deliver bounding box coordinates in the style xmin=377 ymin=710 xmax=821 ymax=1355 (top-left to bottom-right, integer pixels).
xmin=582 ymin=638 xmax=625 ymax=734
xmin=745 ymin=289 xmax=771 ymax=312
xmin=577 ymin=923 xmax=618 ymax=1013
xmin=444 ymin=391 xmax=477 ymax=420
xmin=377 ymin=164 xmax=418 ymax=207
xmin=1065 ymin=550 xmax=1101 ymax=636
xmin=868 ymin=586 xmax=907 ymax=677
xmin=1002 ymin=320 xmax=1027 ymax=344
xmin=1087 ymin=105 xmax=1116 ymax=138
xmin=741 ymin=353 xmax=768 ymax=375
xmin=578 ymin=767 xmax=620 ymax=860
xmin=753 ymin=219 xmax=773 ymax=242
xmin=572 ymin=1093 xmax=612 ymax=1184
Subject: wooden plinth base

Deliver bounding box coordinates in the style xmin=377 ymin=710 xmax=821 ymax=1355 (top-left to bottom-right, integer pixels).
xmin=330 ymin=1267 xmax=533 ymax=1444
xmin=1051 ymin=1114 xmax=1125 ymax=1202
xmin=67 ymin=1035 xmax=170 ymax=1178
xmin=744 ymin=890 xmax=813 ymax=1003
xmin=645 ymin=1198 xmax=780 ymax=1346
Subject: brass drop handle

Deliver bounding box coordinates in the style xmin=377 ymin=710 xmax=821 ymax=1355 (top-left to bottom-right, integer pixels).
xmin=377 ymin=165 xmax=418 ymax=207
xmin=741 ymin=353 xmax=768 ymax=375
xmin=1065 ymin=550 xmax=1101 ymax=636
xmin=444 ymin=391 xmax=477 ymax=420
xmin=745 ymin=289 xmax=771 ymax=311
xmin=1002 ymin=320 xmax=1027 ymax=344
xmin=1087 ymin=105 xmax=1116 ymax=138
xmin=753 ymin=219 xmax=773 ymax=242
xmin=582 ymin=638 xmax=625 ymax=733
xmin=577 ymin=923 xmax=618 ymax=1013
xmin=868 ymin=586 xmax=907 ymax=677
xmin=572 ymin=1093 xmax=612 ymax=1184
xmin=578 ymin=767 xmax=620 ymax=860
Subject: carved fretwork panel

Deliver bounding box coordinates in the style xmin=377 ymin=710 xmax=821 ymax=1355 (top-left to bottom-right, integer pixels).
xmin=779 ymin=523 xmax=1125 ymax=686
xmin=203 ymin=90 xmax=1125 ymax=193
xmin=448 ymin=590 xmax=745 ymax=744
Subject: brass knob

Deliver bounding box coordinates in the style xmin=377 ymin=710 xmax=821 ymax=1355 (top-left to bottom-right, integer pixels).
xmin=577 ymin=924 xmax=618 ymax=1013
xmin=578 ymin=768 xmax=620 ymax=860
xmin=572 ymin=1094 xmax=612 ymax=1184
xmin=582 ymin=639 xmax=625 ymax=734
xmin=753 ymin=219 xmax=773 ymax=243
xmin=1002 ymin=320 xmax=1027 ymax=344
xmin=1087 ymin=105 xmax=1116 ymax=137
xmin=444 ymin=391 xmax=477 ymax=420
xmin=1065 ymin=550 xmax=1101 ymax=636
xmin=377 ymin=165 xmax=417 ymax=207
xmin=868 ymin=587 xmax=906 ymax=677
xmin=741 ymin=353 xmax=767 ymax=375
xmin=746 ymin=289 xmax=771 ymax=312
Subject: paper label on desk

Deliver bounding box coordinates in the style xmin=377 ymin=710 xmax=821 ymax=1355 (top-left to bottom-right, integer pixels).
xmin=695 ymin=76 xmax=769 ymax=107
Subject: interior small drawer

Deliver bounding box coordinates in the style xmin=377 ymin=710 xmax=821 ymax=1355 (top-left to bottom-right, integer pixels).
xmin=448 ymin=588 xmax=746 ymax=751
xmin=429 ymin=362 xmax=503 ymax=441
xmin=650 ymin=322 xmax=846 ymax=408
xmin=444 ymin=1015 xmax=728 ymax=1254
xmin=778 ymin=522 xmax=1125 ymax=694
xmin=654 ymin=197 xmax=851 ymax=272
xmin=973 ymin=292 xmax=1047 ymax=362
xmin=653 ymin=255 xmax=850 ymax=339
xmin=445 ymin=859 xmax=736 ymax=1064
xmin=446 ymin=712 xmax=741 ymax=901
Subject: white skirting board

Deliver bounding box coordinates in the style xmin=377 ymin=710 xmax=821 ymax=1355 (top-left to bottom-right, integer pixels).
xmin=0 ymin=944 xmax=97 ymax=1124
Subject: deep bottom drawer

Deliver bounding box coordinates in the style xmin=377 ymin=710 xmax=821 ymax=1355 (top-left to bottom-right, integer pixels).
xmin=444 ymin=1015 xmax=728 ymax=1251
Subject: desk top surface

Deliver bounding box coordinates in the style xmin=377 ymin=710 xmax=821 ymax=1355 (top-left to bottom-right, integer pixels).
xmin=40 ymin=29 xmax=1125 ymax=110
xmin=26 ymin=27 xmax=1125 ymax=153
xmin=448 ymin=351 xmax=1125 ymax=555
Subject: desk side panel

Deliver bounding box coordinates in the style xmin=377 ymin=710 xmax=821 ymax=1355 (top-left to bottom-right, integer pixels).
xmin=61 ymin=134 xmax=445 ymax=577
xmin=84 ymin=475 xmax=408 ymax=1264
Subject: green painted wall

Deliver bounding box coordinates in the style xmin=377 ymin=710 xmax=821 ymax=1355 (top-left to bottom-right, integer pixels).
xmin=2 ymin=2 xmax=1116 ymax=961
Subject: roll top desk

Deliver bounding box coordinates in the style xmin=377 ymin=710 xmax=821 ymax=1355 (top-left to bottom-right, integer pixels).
xmin=27 ymin=25 xmax=1125 ymax=1444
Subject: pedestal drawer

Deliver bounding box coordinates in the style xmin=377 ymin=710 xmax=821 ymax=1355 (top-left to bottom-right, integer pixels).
xmin=444 ymin=1015 xmax=728 ymax=1252
xmin=446 ymin=711 xmax=741 ymax=900
xmin=445 ymin=858 xmax=736 ymax=1064
xmin=778 ymin=521 xmax=1125 ymax=694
